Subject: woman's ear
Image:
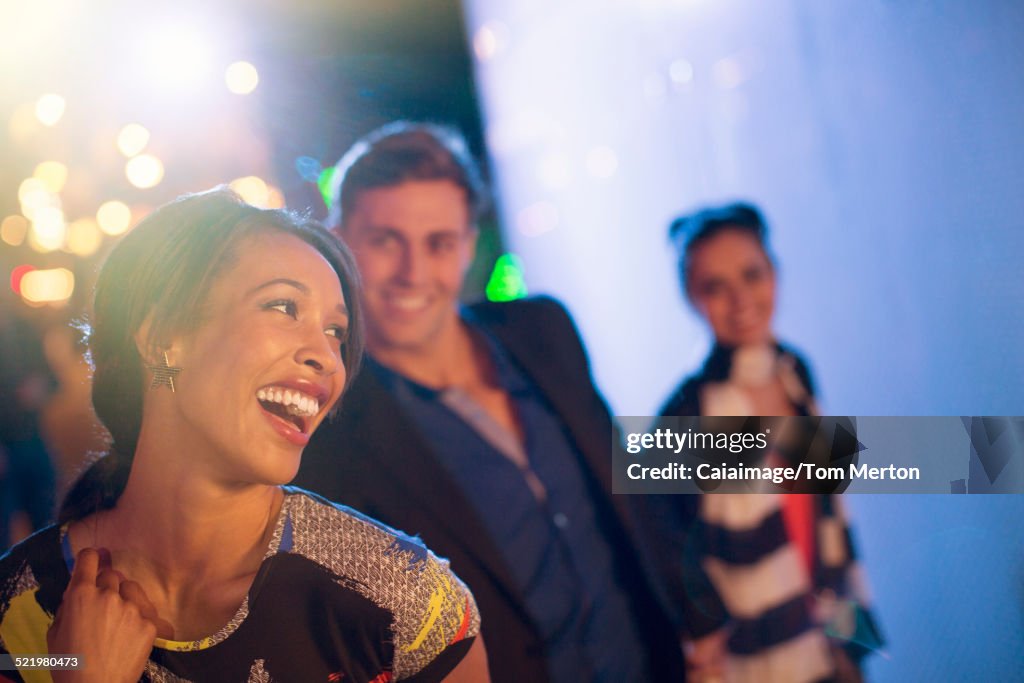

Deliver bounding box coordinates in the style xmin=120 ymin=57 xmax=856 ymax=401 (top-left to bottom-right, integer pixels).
xmin=133 ymin=315 xmax=183 ymax=368
xmin=135 ymin=316 xmax=185 ymax=392
xmin=133 ymin=314 xmax=158 ymax=366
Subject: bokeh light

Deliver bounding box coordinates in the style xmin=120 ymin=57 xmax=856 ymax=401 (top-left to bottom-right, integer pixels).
xmin=669 ymin=58 xmax=694 ymax=85
xmin=35 ymin=94 xmax=66 ymax=126
xmin=317 ymin=166 xmax=337 ymax=208
xmin=225 ymin=61 xmax=259 ymax=94
xmin=2 ymin=215 xmax=30 ymax=246
xmin=117 ymin=123 xmax=151 ymax=157
xmin=485 ymin=253 xmax=528 ymax=302
xmin=96 ymin=200 xmax=132 ymax=235
xmin=473 ymin=22 xmax=508 ymax=61
xmin=33 ymin=161 xmax=69 ymax=193
xmin=266 ymin=185 xmax=286 ymax=209
xmin=229 ymin=176 xmax=270 ymax=207
xmin=10 ymin=264 xmax=36 ymax=295
xmin=20 ymin=267 xmax=75 ymax=304
xmin=18 ymin=178 xmax=59 ymax=221
xmin=66 ymin=218 xmax=102 ymax=257
xmin=125 ymin=154 xmax=165 ymax=189
xmin=29 ymin=207 xmax=67 ymax=252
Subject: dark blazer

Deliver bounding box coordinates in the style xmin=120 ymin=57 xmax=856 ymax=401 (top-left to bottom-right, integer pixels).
xmin=294 ymin=296 xmax=685 ymax=683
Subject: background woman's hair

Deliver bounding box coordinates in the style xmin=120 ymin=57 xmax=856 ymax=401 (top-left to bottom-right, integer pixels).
xmin=668 ymin=201 xmax=774 ymax=293
xmin=59 ymin=187 xmax=363 ymax=524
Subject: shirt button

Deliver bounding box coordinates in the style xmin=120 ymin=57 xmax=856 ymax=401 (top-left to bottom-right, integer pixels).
xmin=553 ymin=512 xmax=569 ymax=529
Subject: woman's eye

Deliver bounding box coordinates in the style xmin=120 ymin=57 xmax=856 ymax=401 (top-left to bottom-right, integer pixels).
xmin=326 ymin=326 xmax=348 ymax=343
xmin=265 ymin=300 xmax=297 ymax=317
xmin=744 ymin=267 xmax=766 ymax=284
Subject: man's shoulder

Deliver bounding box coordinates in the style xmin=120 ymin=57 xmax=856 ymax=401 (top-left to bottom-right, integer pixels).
xmin=466 ymin=295 xmax=583 ymax=357
xmin=467 ymin=294 xmax=573 ymax=328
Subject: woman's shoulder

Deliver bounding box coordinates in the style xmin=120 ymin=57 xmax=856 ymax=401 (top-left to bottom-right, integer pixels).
xmin=0 ymin=525 xmax=67 ymax=657
xmin=775 ymin=340 xmax=818 ymax=397
xmin=0 ymin=525 xmax=65 ymax=595
xmin=280 ymin=486 xmax=436 ymax=558
xmin=279 ymin=487 xmax=481 ymax=679
xmin=659 ymin=375 xmax=704 ymax=417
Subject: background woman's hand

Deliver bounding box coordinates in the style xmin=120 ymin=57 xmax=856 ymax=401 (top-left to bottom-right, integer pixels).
xmin=47 ymin=548 xmax=157 ymax=683
xmin=684 ymin=627 xmax=729 ymax=683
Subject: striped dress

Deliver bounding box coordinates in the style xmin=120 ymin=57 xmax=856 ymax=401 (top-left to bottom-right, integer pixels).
xmin=659 ymin=343 xmax=882 ymax=683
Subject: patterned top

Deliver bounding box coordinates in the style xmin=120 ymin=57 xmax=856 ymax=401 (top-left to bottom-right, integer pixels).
xmin=0 ymin=488 xmax=480 ymax=683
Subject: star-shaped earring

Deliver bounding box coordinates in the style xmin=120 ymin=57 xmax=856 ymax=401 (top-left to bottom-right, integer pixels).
xmin=147 ymin=351 xmax=182 ymax=392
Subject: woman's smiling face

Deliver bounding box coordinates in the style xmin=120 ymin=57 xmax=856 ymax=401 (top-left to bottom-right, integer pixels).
xmin=164 ymin=230 xmax=350 ymax=485
xmin=686 ymin=227 xmax=777 ymax=348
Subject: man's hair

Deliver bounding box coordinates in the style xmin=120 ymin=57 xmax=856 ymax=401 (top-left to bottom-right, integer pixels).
xmin=327 ymin=121 xmax=487 ymax=229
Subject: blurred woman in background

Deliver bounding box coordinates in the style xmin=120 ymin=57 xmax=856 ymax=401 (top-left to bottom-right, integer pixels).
xmin=0 ymin=189 xmax=486 ymax=683
xmin=657 ymin=202 xmax=880 ymax=683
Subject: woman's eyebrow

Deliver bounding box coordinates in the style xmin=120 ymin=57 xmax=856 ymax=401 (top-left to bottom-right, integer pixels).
xmin=246 ymin=278 xmax=309 ymax=297
xmin=246 ymin=277 xmax=349 ymax=316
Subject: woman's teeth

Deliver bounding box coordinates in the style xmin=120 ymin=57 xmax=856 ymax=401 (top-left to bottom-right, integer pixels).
xmin=256 ymin=387 xmax=319 ymax=418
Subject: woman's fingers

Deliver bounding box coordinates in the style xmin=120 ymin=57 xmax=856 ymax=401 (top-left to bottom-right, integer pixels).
xmin=68 ymin=548 xmax=100 ymax=588
xmin=96 ymin=568 xmax=122 ymax=593
xmin=119 ymin=580 xmax=159 ymax=623
xmin=49 ymin=549 xmax=159 ymax=683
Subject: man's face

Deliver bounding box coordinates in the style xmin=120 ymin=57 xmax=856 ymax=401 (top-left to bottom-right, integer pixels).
xmin=340 ymin=179 xmax=477 ymax=356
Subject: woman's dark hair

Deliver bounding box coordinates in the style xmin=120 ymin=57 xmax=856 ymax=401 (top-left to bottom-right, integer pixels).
xmin=327 ymin=121 xmax=487 ymax=229
xmin=60 ymin=187 xmax=363 ymax=523
xmin=668 ymin=201 xmax=774 ymax=295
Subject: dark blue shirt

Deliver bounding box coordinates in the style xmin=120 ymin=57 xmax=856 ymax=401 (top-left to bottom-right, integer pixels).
xmin=368 ymin=324 xmax=651 ymax=682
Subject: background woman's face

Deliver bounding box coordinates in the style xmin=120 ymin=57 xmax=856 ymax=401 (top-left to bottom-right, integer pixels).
xmin=686 ymin=228 xmax=776 ymax=347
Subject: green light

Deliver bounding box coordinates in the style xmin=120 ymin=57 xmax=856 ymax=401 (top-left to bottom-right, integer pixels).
xmin=317 ymin=166 xmax=337 ymax=209
xmin=485 ymin=253 xmax=528 ymax=302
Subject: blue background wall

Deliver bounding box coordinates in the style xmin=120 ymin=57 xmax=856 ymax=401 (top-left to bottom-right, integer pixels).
xmin=465 ymin=1 xmax=1024 ymax=679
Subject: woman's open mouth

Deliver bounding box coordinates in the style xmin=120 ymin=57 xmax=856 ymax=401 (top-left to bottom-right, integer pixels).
xmin=256 ymin=386 xmax=321 ymax=445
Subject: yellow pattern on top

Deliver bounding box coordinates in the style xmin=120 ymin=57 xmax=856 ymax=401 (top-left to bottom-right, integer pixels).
xmin=0 ymin=588 xmax=55 ymax=683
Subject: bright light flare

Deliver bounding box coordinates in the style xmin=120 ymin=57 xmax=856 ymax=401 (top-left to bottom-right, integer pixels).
xmin=29 ymin=207 xmax=66 ymax=252
xmin=229 ymin=176 xmax=270 ymax=207
xmin=67 ymin=218 xmax=102 ymax=256
xmin=33 ymin=161 xmax=69 ymax=193
xmin=474 ymin=22 xmax=509 ymax=61
xmin=35 ymin=94 xmax=66 ymax=126
xmin=18 ymin=178 xmax=60 ymax=220
xmin=117 ymin=124 xmax=151 ymax=157
xmin=10 ymin=264 xmax=36 ymax=295
xmin=125 ymin=154 xmax=165 ymax=189
xmin=225 ymin=61 xmax=259 ymax=94
xmin=146 ymin=27 xmax=214 ymax=90
xmin=97 ymin=201 xmax=132 ymax=235
xmin=669 ymin=59 xmax=694 ymax=85
xmin=21 ymin=267 xmax=75 ymax=304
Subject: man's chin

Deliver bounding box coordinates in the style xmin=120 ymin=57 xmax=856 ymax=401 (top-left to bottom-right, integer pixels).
xmin=366 ymin=326 xmax=439 ymax=355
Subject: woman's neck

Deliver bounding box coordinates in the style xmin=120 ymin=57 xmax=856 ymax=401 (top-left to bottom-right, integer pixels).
xmin=72 ymin=448 xmax=283 ymax=597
